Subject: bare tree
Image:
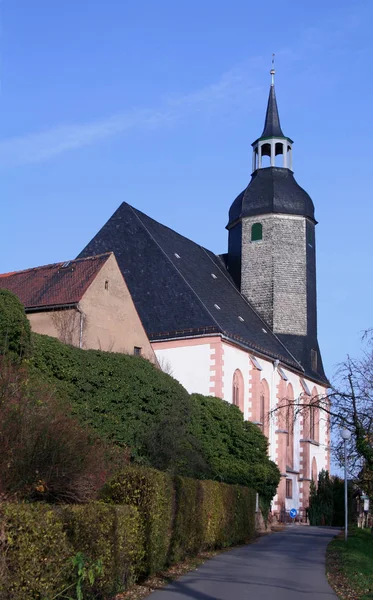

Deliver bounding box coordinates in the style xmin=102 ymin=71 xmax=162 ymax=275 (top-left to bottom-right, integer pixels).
xmin=157 ymin=355 xmax=174 ymax=377
xmin=271 ymin=332 xmax=373 ymax=494
xmin=51 ymin=310 xmax=81 ymax=346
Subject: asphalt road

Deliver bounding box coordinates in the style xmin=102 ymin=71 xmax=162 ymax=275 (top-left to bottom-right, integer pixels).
xmin=148 ymin=526 xmax=340 ymax=599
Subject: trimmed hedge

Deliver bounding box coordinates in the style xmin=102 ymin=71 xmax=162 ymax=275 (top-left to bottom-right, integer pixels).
xmin=61 ymin=502 xmax=144 ymax=596
xmin=100 ymin=466 xmax=174 ymax=575
xmin=169 ymin=478 xmax=256 ymax=563
xmin=0 ymin=467 xmax=256 ymax=599
xmin=0 ymin=502 xmax=71 ymax=600
xmin=102 ymin=466 xmax=256 ymax=568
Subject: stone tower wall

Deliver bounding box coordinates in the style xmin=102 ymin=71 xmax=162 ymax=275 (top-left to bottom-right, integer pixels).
xmin=241 ymin=214 xmax=307 ymax=335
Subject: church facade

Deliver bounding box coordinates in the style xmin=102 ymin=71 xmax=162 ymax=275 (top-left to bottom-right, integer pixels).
xmin=78 ymin=71 xmax=329 ymax=517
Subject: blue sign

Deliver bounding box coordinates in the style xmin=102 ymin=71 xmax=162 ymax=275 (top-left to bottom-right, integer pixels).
xmin=289 ymin=508 xmax=298 ymax=519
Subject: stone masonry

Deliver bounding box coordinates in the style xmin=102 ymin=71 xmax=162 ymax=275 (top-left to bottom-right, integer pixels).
xmin=241 ymin=213 xmax=307 ymax=336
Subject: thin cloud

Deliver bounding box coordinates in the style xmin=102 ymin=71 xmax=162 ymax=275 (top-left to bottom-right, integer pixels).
xmin=0 ymin=64 xmax=262 ymax=168
xmin=0 ymin=2 xmax=368 ymax=170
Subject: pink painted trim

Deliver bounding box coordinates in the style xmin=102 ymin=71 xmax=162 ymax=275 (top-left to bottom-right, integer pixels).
xmin=209 ymin=339 xmax=224 ymax=398
xmin=151 ymin=336 xmax=219 ymax=350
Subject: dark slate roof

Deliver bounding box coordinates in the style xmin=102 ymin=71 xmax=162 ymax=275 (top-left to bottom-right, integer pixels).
xmin=78 ymin=203 xmax=304 ymax=372
xmin=259 ymin=84 xmax=285 ymax=139
xmin=0 ymin=254 xmax=111 ymax=309
xmin=227 ymin=167 xmax=316 ymax=227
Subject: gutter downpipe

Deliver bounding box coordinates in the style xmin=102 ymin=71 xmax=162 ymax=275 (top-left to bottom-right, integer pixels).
xmin=77 ymin=305 xmax=84 ymax=349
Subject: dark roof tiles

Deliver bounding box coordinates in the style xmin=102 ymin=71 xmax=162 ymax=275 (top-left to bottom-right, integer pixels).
xmin=228 ymin=167 xmax=316 ymax=227
xmin=259 ymin=84 xmax=285 ymax=140
xmin=78 ymin=203 xmax=302 ymax=371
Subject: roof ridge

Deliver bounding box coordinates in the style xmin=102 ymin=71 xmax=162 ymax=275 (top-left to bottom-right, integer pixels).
xmin=0 ymin=252 xmax=113 ymax=278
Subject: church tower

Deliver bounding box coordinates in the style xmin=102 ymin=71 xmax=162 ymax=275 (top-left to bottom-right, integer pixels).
xmin=226 ymin=67 xmax=326 ymax=382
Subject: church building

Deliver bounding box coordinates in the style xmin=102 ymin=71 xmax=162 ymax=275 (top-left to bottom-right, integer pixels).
xmin=78 ymin=69 xmax=330 ymax=516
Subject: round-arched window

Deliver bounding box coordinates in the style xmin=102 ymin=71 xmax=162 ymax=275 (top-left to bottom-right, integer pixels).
xmin=232 ymin=369 xmax=244 ymax=413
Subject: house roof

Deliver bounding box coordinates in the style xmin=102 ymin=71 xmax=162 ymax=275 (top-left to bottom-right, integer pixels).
xmin=78 ymin=203 xmax=306 ymax=373
xmin=0 ymin=253 xmax=112 ymax=310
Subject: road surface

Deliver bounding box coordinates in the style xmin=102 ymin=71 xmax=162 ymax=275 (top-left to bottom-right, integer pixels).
xmin=148 ymin=526 xmax=339 ymax=599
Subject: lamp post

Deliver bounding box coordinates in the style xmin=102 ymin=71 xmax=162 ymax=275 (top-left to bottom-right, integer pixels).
xmin=341 ymin=428 xmax=352 ymax=541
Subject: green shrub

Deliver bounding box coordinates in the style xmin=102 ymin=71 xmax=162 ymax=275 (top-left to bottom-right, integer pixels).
xmin=30 ymin=334 xmax=204 ymax=474
xmin=102 ymin=466 xmax=256 ymax=574
xmin=189 ymin=394 xmax=280 ymax=507
xmin=0 ymin=359 xmax=122 ymax=504
xmin=169 ymin=476 xmax=203 ymax=563
xmin=0 ymin=290 xmax=31 ymax=360
xmin=0 ymin=502 xmax=72 ymax=600
xmin=61 ymin=502 xmax=144 ymax=597
xmin=101 ymin=466 xmax=174 ymax=575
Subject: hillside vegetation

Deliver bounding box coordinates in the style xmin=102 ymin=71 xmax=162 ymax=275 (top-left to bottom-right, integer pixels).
xmin=30 ymin=333 xmax=280 ymax=505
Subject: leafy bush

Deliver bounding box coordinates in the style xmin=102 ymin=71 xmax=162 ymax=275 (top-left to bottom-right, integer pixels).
xmin=100 ymin=466 xmax=174 ymax=575
xmin=61 ymin=502 xmax=144 ymax=597
xmin=0 ymin=356 xmax=126 ymax=503
xmin=102 ymin=466 xmax=256 ymax=571
xmin=0 ymin=502 xmax=72 ymax=600
xmin=0 ymin=290 xmax=31 ymax=359
xmin=30 ymin=334 xmax=203 ymax=474
xmin=189 ymin=394 xmax=280 ymax=507
xmin=309 ymin=470 xmax=352 ymax=526
xmin=169 ymin=476 xmax=203 ymax=562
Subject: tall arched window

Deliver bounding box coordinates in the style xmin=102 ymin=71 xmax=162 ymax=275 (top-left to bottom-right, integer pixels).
xmin=232 ymin=369 xmax=244 ymax=413
xmin=259 ymin=379 xmax=270 ymax=437
xmin=311 ymin=457 xmax=318 ymax=486
xmin=251 ymin=223 xmax=263 ymax=242
xmin=310 ymin=387 xmax=320 ymax=442
xmin=286 ymin=383 xmax=294 ymax=469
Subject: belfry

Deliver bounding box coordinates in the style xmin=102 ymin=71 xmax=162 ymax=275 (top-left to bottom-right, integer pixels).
xmin=226 ymin=65 xmax=326 ymax=382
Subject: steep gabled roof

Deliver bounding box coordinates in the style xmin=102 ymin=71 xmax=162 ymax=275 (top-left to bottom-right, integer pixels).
xmin=0 ymin=253 xmax=112 ymax=309
xmin=78 ymin=203 xmax=303 ymax=371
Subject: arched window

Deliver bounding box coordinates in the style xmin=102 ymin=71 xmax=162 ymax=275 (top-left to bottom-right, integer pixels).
xmin=251 ymin=223 xmax=262 ymax=242
xmin=258 ymin=379 xmax=270 ymax=437
xmin=310 ymin=387 xmax=320 ymax=442
xmin=311 ymin=457 xmax=318 ymax=485
xmin=232 ymin=369 xmax=244 ymax=412
xmin=286 ymin=383 xmax=294 ymax=469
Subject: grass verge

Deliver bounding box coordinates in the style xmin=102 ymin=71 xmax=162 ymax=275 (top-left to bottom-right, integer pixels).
xmin=327 ymin=527 xmax=373 ymax=600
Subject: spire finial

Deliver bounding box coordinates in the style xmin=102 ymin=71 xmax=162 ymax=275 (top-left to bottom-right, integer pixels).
xmin=270 ymin=53 xmax=275 ymax=86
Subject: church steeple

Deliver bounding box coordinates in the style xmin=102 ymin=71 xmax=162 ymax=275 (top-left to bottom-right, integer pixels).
xmin=251 ymin=63 xmax=293 ymax=173
xmin=260 ymin=72 xmax=285 ymax=138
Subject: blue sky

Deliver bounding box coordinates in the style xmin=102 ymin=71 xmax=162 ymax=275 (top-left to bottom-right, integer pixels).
xmin=1 ymin=0 xmax=373 ymax=380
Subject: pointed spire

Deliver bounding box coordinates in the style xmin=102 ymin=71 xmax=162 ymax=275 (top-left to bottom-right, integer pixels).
xmin=260 ymin=55 xmax=285 ymax=139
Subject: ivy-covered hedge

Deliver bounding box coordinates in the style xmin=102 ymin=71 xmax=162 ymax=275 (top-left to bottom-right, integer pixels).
xmin=30 ymin=334 xmax=280 ymax=503
xmin=189 ymin=394 xmax=280 ymax=509
xmin=30 ymin=333 xmax=196 ymax=472
xmin=0 ymin=289 xmax=31 ymax=360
